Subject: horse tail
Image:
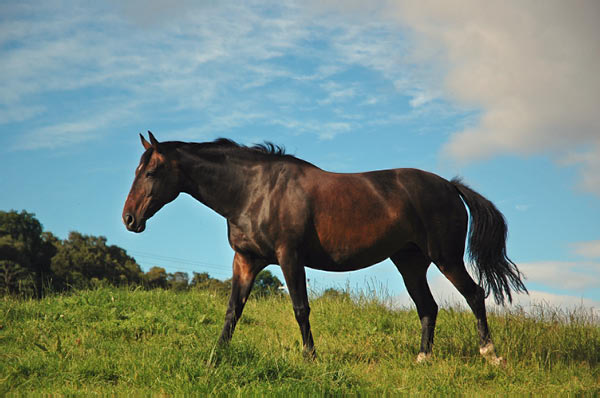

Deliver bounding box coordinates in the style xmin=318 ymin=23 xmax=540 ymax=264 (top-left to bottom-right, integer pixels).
xmin=451 ymin=177 xmax=528 ymax=305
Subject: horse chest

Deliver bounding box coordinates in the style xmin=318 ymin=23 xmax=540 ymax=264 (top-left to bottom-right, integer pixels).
xmin=226 ymin=220 xmax=275 ymax=260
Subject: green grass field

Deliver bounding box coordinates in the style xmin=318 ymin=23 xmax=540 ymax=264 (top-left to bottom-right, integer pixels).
xmin=1 ymin=286 xmax=599 ymax=395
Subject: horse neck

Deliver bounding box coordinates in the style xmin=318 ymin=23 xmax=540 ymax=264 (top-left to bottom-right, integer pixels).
xmin=177 ymin=145 xmax=262 ymax=219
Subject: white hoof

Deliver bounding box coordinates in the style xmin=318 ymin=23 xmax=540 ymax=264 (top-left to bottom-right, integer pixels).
xmin=480 ymin=343 xmax=506 ymax=366
xmin=416 ymin=352 xmax=432 ymax=363
xmin=479 ymin=342 xmax=496 ymax=357
xmin=489 ymin=355 xmax=507 ymax=367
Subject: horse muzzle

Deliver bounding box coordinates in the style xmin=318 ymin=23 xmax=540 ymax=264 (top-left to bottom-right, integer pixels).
xmin=123 ymin=212 xmax=146 ymax=233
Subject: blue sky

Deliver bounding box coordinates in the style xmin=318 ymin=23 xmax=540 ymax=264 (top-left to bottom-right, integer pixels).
xmin=1 ymin=1 xmax=599 ymax=312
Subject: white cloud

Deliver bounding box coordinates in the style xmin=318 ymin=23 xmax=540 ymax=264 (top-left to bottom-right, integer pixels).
xmin=108 ymin=0 xmax=210 ymax=27
xmin=318 ymin=82 xmax=357 ymax=105
xmin=509 ymin=290 xmax=600 ymax=318
xmin=0 ymin=104 xmax=45 ymax=124
xmin=392 ymin=267 xmax=600 ymax=317
xmin=5 ymin=1 xmax=406 ymax=149
xmin=295 ymin=65 xmax=342 ymax=82
xmin=572 ymin=240 xmax=600 ymax=259
xmin=162 ymin=111 xmax=267 ymax=141
xmin=517 ymin=261 xmax=600 ymax=291
xmin=384 ymin=1 xmax=600 ymax=194
xmin=319 ymin=122 xmax=353 ymax=140
xmin=7 ymin=0 xmax=600 ymax=197
xmin=12 ymin=103 xmax=137 ymax=150
xmin=515 ymin=204 xmax=532 ymax=212
xmin=15 ymin=121 xmax=100 ymax=150
xmin=305 ymin=1 xmax=600 ymax=194
xmin=408 ymin=91 xmax=435 ymax=108
xmin=272 ymin=118 xmax=355 ymax=141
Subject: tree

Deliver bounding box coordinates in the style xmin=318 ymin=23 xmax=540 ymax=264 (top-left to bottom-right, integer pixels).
xmin=190 ymin=271 xmax=211 ymax=288
xmin=190 ymin=271 xmax=231 ymax=295
xmin=144 ymin=266 xmax=168 ymax=289
xmin=191 ymin=270 xmax=282 ymax=297
xmin=252 ymin=270 xmax=283 ymax=298
xmin=167 ymin=271 xmax=189 ymax=291
xmin=320 ymin=287 xmax=351 ymax=301
xmin=50 ymin=231 xmax=143 ymax=290
xmin=0 ymin=210 xmax=56 ymax=296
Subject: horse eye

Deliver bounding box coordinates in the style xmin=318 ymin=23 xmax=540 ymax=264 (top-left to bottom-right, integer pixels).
xmin=145 ymin=170 xmax=155 ymax=178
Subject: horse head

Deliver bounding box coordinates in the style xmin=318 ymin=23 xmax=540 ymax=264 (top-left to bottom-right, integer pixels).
xmin=122 ymin=131 xmax=181 ymax=232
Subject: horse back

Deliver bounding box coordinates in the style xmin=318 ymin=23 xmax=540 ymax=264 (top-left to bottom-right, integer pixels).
xmin=298 ymin=167 xmax=466 ymax=269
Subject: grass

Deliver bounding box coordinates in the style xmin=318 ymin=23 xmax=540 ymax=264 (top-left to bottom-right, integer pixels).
xmin=1 ymin=286 xmax=599 ymax=395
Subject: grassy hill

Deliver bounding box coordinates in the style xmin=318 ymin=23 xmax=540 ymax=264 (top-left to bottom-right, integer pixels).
xmin=1 ymin=286 xmax=598 ymax=394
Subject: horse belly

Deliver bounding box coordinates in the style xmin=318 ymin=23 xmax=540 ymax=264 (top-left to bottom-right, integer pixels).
xmin=306 ymin=240 xmax=401 ymax=271
xmin=310 ymin=209 xmax=412 ymax=271
xmin=301 ymin=169 xmax=424 ymax=271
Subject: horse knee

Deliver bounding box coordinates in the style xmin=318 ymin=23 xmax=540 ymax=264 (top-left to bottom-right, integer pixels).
xmin=429 ymin=302 xmax=439 ymax=318
xmin=421 ymin=311 xmax=437 ymax=329
xmin=415 ymin=295 xmax=438 ymax=321
xmin=293 ymin=305 xmax=310 ymax=322
xmin=465 ymin=285 xmax=486 ymax=311
xmin=473 ymin=284 xmax=486 ymax=300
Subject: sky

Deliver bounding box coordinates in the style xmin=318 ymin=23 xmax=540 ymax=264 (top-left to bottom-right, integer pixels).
xmin=1 ymin=0 xmax=599 ymax=314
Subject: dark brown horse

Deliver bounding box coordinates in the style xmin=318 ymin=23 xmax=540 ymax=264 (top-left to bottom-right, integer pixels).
xmin=123 ymin=132 xmax=527 ymax=364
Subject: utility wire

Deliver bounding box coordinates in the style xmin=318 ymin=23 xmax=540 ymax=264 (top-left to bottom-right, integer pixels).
xmin=129 ymin=250 xmax=231 ymax=268
xmin=130 ymin=250 xmax=232 ymax=279
xmin=135 ymin=260 xmax=232 ymax=279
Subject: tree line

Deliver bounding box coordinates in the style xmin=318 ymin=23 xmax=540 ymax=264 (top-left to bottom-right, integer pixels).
xmin=0 ymin=210 xmax=282 ymax=297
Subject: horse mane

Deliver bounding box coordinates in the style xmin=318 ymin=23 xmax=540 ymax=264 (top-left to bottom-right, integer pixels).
xmin=211 ymin=138 xmax=297 ymax=161
xmin=157 ymin=137 xmax=315 ymax=167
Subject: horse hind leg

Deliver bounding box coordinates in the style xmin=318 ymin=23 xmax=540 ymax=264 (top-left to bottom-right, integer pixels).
xmin=434 ymin=257 xmax=506 ymax=366
xmin=391 ymin=247 xmax=438 ymax=363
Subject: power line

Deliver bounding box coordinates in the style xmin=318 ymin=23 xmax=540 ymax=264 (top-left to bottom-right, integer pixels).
xmin=136 ymin=261 xmax=232 ymax=279
xmin=129 ymin=250 xmax=230 ymax=269
xmin=129 ymin=250 xmax=232 ymax=278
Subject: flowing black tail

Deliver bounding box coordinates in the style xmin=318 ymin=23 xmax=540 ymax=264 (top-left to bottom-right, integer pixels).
xmin=451 ymin=177 xmax=528 ymax=305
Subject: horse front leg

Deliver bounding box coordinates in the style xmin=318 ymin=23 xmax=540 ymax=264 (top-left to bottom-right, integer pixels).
xmin=218 ymin=252 xmax=265 ymax=344
xmin=279 ymin=251 xmax=315 ymax=358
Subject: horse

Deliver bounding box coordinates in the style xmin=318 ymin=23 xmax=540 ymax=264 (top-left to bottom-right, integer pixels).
xmin=123 ymin=131 xmax=527 ymax=364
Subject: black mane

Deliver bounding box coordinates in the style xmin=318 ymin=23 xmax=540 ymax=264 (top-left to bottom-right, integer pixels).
xmin=157 ymin=137 xmax=315 ymax=167
xmin=212 ymin=138 xmax=287 ymax=157
xmin=207 ymin=138 xmax=318 ymax=167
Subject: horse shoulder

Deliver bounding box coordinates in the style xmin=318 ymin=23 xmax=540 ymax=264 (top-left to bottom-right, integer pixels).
xmin=225 ymin=162 xmax=314 ymax=261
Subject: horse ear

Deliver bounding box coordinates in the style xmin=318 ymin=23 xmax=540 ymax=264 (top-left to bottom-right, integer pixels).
xmin=148 ymin=131 xmax=160 ymax=148
xmin=140 ymin=133 xmax=152 ymax=150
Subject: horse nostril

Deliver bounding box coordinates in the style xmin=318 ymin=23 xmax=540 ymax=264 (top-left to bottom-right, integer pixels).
xmin=124 ymin=213 xmax=134 ymax=228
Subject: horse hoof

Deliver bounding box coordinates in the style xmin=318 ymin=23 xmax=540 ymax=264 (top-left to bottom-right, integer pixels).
xmin=416 ymin=352 xmax=432 ymax=363
xmin=479 ymin=342 xmax=496 ymax=356
xmin=479 ymin=343 xmax=506 ymax=366
xmin=489 ymin=355 xmax=507 ymax=367
xmin=303 ymin=348 xmax=317 ymax=361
